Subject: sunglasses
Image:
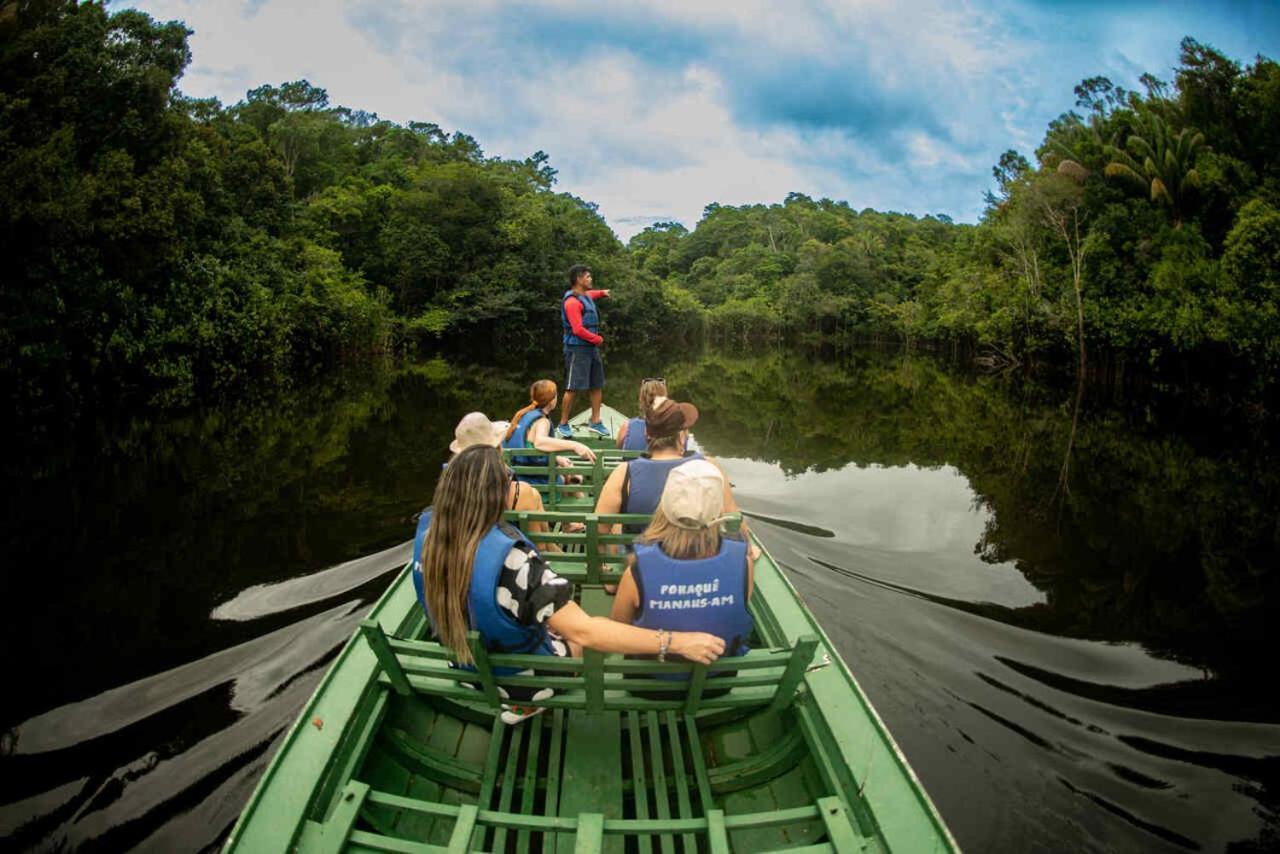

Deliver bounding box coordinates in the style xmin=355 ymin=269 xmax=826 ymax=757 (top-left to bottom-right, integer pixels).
xmin=642 ymin=377 xmax=666 ymax=384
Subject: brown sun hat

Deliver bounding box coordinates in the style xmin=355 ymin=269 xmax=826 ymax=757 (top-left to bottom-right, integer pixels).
xmin=645 ymin=395 xmax=699 ymax=438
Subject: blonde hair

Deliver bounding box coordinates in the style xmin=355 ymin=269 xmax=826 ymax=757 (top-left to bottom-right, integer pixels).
xmin=505 ymin=379 xmax=557 ymax=441
xmin=636 ymin=507 xmax=721 ymax=560
xmin=637 ymin=379 xmax=667 ymax=417
xmin=419 ymin=445 xmax=508 ymax=664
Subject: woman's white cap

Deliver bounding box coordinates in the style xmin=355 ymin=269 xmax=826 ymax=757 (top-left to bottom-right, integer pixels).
xmin=449 ymin=412 xmax=509 ymax=454
xmin=660 ymin=459 xmax=730 ymax=529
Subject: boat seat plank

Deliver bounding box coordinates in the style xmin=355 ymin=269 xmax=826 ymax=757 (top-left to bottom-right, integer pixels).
xmin=706 ymin=809 xmax=730 ymax=854
xmin=624 ymin=711 xmax=653 ymax=854
xmin=555 ymin=710 xmax=623 ymax=853
xmin=664 ymin=711 xmax=697 ymax=851
xmin=315 ymin=781 xmax=370 ymax=854
xmin=643 ymin=711 xmax=674 ymax=854
xmin=544 ymin=709 xmax=567 ymax=826
xmin=516 ymin=714 xmax=545 ymax=854
xmin=815 ymin=796 xmax=866 ymax=851
xmin=573 ymin=812 xmax=605 ymax=854
xmin=474 ymin=718 xmax=507 ymax=850
xmin=684 ymin=714 xmax=715 ymax=812
xmin=446 ymin=804 xmax=479 ymax=853
xmin=490 ymin=720 xmax=526 ymax=852
xmin=366 ymin=620 xmax=818 ymax=718
xmin=346 ymin=828 xmax=442 ymax=852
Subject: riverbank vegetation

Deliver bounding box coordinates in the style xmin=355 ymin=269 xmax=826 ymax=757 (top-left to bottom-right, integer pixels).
xmin=3 ymin=3 xmax=1278 ymax=414
xmin=632 ymin=40 xmax=1280 ymax=387
xmin=1 ymin=2 xmax=628 ymax=411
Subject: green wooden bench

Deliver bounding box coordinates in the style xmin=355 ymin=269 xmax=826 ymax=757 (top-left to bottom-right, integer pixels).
xmin=302 ymin=777 xmax=859 ymax=854
xmin=332 ymin=508 xmax=872 ymax=852
xmin=502 ymin=448 xmax=644 ymax=509
xmin=361 ymin=625 xmax=819 ymax=718
xmin=500 ymin=509 xmax=650 ymax=585
xmin=352 ymin=623 xmax=825 ymax=853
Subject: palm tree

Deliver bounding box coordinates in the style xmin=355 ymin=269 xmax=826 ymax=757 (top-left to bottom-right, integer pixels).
xmin=1104 ymin=111 xmax=1205 ymax=227
xmin=1047 ymin=112 xmax=1107 ymax=178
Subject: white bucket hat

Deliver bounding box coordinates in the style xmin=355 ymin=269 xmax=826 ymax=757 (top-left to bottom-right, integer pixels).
xmin=449 ymin=412 xmax=509 ymax=454
xmin=659 ymin=459 xmax=731 ymax=530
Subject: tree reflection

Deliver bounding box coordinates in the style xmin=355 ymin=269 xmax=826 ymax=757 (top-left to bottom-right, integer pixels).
xmin=651 ymin=347 xmax=1277 ymax=688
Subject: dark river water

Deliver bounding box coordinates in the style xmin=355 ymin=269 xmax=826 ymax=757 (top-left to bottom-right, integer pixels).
xmin=1 ymin=345 xmax=1277 ymax=852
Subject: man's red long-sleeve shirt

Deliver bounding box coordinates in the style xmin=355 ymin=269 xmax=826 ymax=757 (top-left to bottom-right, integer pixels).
xmin=563 ymin=289 xmax=608 ymax=346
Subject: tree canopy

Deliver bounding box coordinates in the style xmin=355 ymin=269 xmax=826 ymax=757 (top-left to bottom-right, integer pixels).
xmin=3 ymin=5 xmax=1278 ymax=414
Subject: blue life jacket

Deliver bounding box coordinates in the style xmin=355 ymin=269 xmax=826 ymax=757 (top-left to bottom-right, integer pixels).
xmin=502 ymin=408 xmax=549 ymax=480
xmin=632 ymin=537 xmax=753 ymax=665
xmin=620 ymin=416 xmax=648 ymax=451
xmin=622 ymin=451 xmax=704 ymax=534
xmin=411 ymin=509 xmax=557 ymax=674
xmin=561 ymin=290 xmax=599 ymax=347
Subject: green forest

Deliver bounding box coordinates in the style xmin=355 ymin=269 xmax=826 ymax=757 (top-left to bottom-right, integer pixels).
xmin=3 ymin=2 xmax=1279 ymax=412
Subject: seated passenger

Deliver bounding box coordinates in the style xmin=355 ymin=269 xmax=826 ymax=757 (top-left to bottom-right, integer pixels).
xmin=615 ymin=377 xmax=667 ymax=451
xmin=449 ymin=411 xmax=560 ymax=548
xmin=412 ymin=445 xmax=725 ymax=723
xmin=595 ymin=396 xmax=751 ymax=541
xmin=503 ymin=379 xmax=596 ymax=485
xmin=609 ymin=460 xmax=755 ymax=682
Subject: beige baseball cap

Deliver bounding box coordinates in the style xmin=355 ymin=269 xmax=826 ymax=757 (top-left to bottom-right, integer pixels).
xmin=449 ymin=412 xmax=509 ymax=454
xmin=659 ymin=459 xmax=730 ymax=530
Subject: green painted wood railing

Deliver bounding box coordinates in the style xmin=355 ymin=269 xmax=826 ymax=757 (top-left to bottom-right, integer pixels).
xmin=360 ymin=620 xmax=818 ymax=718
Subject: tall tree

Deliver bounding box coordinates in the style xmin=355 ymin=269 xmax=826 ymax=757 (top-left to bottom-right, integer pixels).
xmin=1104 ymin=110 xmax=1205 ymax=227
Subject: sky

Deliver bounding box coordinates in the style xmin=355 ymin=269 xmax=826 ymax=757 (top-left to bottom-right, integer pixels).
xmin=127 ymin=0 xmax=1280 ymax=241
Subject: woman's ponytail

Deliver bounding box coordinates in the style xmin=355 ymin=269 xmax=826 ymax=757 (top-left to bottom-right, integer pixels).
xmin=506 ymin=379 xmax=558 ymax=440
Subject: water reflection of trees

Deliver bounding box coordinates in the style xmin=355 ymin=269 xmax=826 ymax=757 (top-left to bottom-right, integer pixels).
xmin=662 ymin=348 xmax=1277 ymax=684
xmin=0 ymin=358 xmax=529 ymax=729
xmin=5 ymin=345 xmax=1274 ymax=720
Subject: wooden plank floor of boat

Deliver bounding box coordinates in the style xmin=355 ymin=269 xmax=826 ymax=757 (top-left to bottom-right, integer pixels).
xmin=330 ymin=582 xmax=866 ymax=853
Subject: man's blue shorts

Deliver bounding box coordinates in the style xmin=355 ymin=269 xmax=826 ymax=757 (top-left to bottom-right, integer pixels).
xmin=564 ymin=346 xmax=605 ymax=391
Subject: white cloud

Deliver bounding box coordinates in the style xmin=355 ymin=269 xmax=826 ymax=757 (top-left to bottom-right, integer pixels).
xmin=126 ymin=0 xmax=1278 ymax=240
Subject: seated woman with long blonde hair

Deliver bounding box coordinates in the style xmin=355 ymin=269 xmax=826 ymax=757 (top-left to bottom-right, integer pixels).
xmin=610 ymin=459 xmax=755 ymax=679
xmin=412 ymin=445 xmax=726 ymax=723
xmin=448 ymin=411 xmax=564 ymax=548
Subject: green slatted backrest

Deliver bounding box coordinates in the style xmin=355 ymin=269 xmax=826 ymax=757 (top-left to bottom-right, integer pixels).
xmin=501 ymin=448 xmax=644 ymax=508
xmin=361 ymin=620 xmax=819 ymax=715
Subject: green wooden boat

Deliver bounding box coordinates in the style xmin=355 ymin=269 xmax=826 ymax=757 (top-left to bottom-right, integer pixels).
xmin=224 ymin=406 xmax=958 ymax=853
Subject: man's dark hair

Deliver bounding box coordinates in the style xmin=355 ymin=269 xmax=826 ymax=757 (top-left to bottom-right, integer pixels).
xmin=567 ymin=264 xmax=592 ymax=288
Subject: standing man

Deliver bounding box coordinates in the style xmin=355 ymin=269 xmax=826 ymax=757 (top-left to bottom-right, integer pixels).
xmin=557 ymin=264 xmax=611 ymax=438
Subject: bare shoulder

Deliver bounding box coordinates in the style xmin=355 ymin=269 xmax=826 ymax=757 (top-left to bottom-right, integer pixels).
xmin=517 ymin=482 xmax=544 ymax=512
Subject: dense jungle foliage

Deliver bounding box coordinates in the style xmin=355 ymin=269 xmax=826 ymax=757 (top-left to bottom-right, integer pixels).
xmin=639 ymin=43 xmax=1280 ymax=382
xmin=0 ymin=1 xmax=631 ymax=410
xmin=3 ymin=2 xmax=1279 ymax=412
